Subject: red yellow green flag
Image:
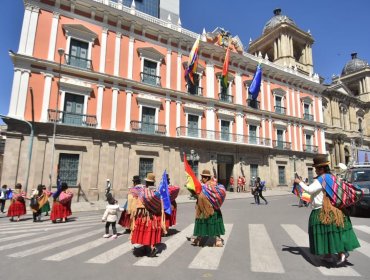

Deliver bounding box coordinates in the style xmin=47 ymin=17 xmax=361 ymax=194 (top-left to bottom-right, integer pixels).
xmin=184 ymin=153 xmax=202 ymax=195
xmin=221 ymin=46 xmax=230 ymax=88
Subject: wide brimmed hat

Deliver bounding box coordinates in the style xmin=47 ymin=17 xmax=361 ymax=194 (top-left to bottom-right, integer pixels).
xmin=145 ymin=173 xmax=156 ymax=183
xmin=132 ymin=175 xmax=141 ymax=183
xmin=200 ymin=169 xmax=212 ymax=177
xmin=312 ymin=155 xmax=330 ymax=167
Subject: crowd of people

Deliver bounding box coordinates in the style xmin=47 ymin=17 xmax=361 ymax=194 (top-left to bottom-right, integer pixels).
xmin=0 ymin=154 xmax=361 ymax=266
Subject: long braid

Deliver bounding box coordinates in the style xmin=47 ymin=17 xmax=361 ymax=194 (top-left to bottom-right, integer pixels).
xmin=319 ymin=191 xmax=344 ymax=228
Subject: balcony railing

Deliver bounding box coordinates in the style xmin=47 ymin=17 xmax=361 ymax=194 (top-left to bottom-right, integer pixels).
xmin=272 ymin=140 xmax=292 ymax=150
xmin=303 ymin=113 xmax=314 ymax=121
xmin=176 ymin=126 xmax=271 ymax=147
xmin=47 ymin=109 xmax=97 ymax=127
xmin=274 ymin=106 xmax=286 ymax=115
xmin=219 ymin=93 xmax=233 ymax=103
xmin=130 ymin=120 xmax=166 ymax=135
xmin=247 ymin=98 xmax=260 ymax=109
xmin=186 ymin=84 xmax=203 ymax=96
xmin=64 ymin=54 xmax=92 ymax=70
xmin=303 ymin=144 xmax=318 ymax=153
xmin=140 ymin=72 xmax=161 ymax=86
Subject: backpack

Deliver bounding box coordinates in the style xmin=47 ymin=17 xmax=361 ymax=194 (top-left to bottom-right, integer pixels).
xmin=30 ymin=196 xmax=38 ymax=208
xmin=318 ymin=174 xmax=364 ymax=209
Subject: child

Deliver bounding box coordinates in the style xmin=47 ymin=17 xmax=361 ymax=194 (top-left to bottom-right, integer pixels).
xmin=102 ymin=193 xmax=123 ymax=239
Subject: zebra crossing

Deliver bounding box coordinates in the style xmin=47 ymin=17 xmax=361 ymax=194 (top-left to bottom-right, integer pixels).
xmin=1 ymin=214 xmax=370 ymax=277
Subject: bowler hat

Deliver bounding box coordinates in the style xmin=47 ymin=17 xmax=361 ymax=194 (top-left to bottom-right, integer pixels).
xmin=145 ymin=173 xmax=156 ymax=183
xmin=132 ymin=175 xmax=141 ymax=183
xmin=200 ymin=169 xmax=212 ymax=177
xmin=312 ymin=154 xmax=330 ymax=167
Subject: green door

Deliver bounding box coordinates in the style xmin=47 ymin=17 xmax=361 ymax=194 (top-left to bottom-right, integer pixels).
xmin=63 ymin=93 xmax=84 ymax=126
xmin=188 ymin=115 xmax=199 ymax=137
xmin=249 ymin=125 xmax=257 ymax=144
xmin=221 ymin=120 xmax=230 ymax=141
xmin=143 ymin=60 xmax=157 ymax=85
xmin=142 ymin=107 xmax=155 ymax=134
xmin=70 ymin=39 xmax=88 ymax=68
xmin=277 ymin=130 xmax=284 ymax=148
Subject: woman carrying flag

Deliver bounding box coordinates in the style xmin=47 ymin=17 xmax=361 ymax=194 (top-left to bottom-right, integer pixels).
xmin=293 ymin=155 xmax=360 ymax=265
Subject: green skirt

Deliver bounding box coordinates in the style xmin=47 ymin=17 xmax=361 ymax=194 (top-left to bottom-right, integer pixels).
xmin=40 ymin=201 xmax=51 ymax=213
xmin=308 ymin=208 xmax=360 ymax=255
xmin=193 ymin=210 xmax=225 ymax=237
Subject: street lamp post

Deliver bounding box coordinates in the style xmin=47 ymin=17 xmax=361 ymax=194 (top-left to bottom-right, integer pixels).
xmin=0 ymin=114 xmax=34 ymax=194
xmin=49 ymin=48 xmax=65 ymax=190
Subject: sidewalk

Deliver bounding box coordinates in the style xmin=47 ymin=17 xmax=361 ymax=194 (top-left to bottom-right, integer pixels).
xmin=70 ymin=188 xmax=292 ymax=212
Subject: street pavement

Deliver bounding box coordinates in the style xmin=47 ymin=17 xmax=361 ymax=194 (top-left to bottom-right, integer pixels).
xmin=1 ymin=194 xmax=370 ymax=280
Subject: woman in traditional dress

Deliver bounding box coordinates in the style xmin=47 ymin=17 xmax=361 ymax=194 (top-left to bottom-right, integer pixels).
xmin=50 ymin=183 xmax=73 ymax=223
xmin=191 ymin=169 xmax=226 ymax=247
xmin=40 ymin=185 xmax=51 ymax=216
xmin=130 ymin=173 xmax=163 ymax=257
xmin=294 ymin=155 xmax=360 ymax=265
xmin=164 ymin=174 xmax=180 ymax=233
xmin=7 ymin=183 xmax=26 ymax=222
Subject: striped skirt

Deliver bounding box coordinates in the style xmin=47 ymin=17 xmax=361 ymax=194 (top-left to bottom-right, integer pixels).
xmin=308 ymin=208 xmax=360 ymax=255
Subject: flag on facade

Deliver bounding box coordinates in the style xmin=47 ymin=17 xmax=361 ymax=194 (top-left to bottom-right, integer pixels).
xmin=185 ymin=36 xmax=200 ymax=85
xmin=184 ymin=153 xmax=202 ymax=195
xmin=52 ymin=174 xmax=62 ymax=199
xmin=158 ymin=170 xmax=171 ymax=215
xmin=249 ymin=64 xmax=262 ymax=100
xmin=221 ymin=46 xmax=230 ymax=89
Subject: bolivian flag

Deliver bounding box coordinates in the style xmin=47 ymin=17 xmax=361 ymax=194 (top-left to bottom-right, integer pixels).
xmin=221 ymin=46 xmax=230 ymax=89
xmin=184 ymin=153 xmax=202 ymax=195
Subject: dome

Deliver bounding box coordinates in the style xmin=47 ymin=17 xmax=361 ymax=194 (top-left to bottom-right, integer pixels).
xmin=263 ymin=8 xmax=296 ymax=34
xmin=341 ymin=53 xmax=368 ymax=75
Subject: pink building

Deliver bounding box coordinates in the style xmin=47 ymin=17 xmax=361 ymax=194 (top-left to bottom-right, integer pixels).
xmin=2 ymin=1 xmax=326 ymax=199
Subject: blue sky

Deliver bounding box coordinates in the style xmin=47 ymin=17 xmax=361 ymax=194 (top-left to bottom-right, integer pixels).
xmin=1 ymin=0 xmax=370 ymax=119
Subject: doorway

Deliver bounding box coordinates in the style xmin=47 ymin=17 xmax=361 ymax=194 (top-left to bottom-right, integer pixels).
xmin=216 ymin=154 xmax=234 ymax=191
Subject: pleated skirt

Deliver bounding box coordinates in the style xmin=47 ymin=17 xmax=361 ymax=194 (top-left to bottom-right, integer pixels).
xmin=193 ymin=210 xmax=225 ymax=237
xmin=7 ymin=200 xmax=26 ymax=217
xmin=308 ymin=208 xmax=360 ymax=255
xmin=130 ymin=209 xmax=162 ymax=246
xmin=40 ymin=201 xmax=51 ymax=213
xmin=118 ymin=210 xmax=131 ymax=228
xmin=50 ymin=201 xmax=72 ymax=220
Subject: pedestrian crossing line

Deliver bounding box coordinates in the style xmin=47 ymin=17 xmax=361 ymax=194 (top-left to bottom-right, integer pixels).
xmin=357 ymin=239 xmax=370 ymax=259
xmin=281 ymin=224 xmax=361 ymax=277
xmin=43 ymin=234 xmax=112 ymax=261
xmin=0 ymin=226 xmax=93 ymax=251
xmin=0 ymin=222 xmax=98 ymax=235
xmin=8 ymin=228 xmax=103 ymax=258
xmin=188 ymin=224 xmax=233 ymax=270
xmin=354 ymin=225 xmax=370 ymax=235
xmin=249 ymin=224 xmax=285 ymax=273
xmin=133 ymin=224 xmax=194 ymax=267
xmin=86 ymin=238 xmax=132 ymax=264
xmin=0 ymin=232 xmax=39 ymax=243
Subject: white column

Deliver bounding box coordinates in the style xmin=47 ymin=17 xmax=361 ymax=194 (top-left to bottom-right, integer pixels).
xmin=18 ymin=4 xmax=32 ymax=54
xmin=318 ymin=96 xmax=323 ymax=123
xmin=206 ymin=106 xmax=215 ymax=131
xmin=176 ymin=52 xmax=182 ymax=91
xmin=8 ymin=68 xmax=22 ymax=117
xmin=236 ymin=112 xmax=244 ymax=136
xmin=267 ymin=80 xmax=271 ymax=111
xmin=96 ymin=84 xmax=105 ymax=129
xmin=235 ymin=73 xmax=243 ymax=105
xmin=110 ymin=88 xmax=118 ymax=130
xmin=260 ymin=80 xmax=265 ymax=110
xmin=16 ymin=70 xmax=31 ymax=119
xmin=40 ymin=73 xmax=53 ymax=122
xmin=314 ymin=128 xmax=319 ymax=148
xmin=299 ymin=124 xmax=303 ymax=151
xmin=291 ymin=88 xmax=296 ymax=117
xmin=206 ymin=63 xmax=215 ymax=98
xmin=293 ymin=124 xmax=297 ymax=151
xmin=113 ymin=32 xmax=121 ymax=76
xmin=165 ymin=96 xmax=171 ymax=136
xmin=269 ymin=118 xmax=273 ymax=147
xmin=166 ymin=48 xmax=172 ymax=89
xmin=321 ymin=129 xmax=326 ymax=154
xmin=312 ymin=96 xmax=316 ymax=121
xmin=288 ymin=123 xmax=292 ymax=144
xmin=125 ymin=90 xmax=133 ymax=132
xmin=297 ymin=90 xmax=301 ymax=118
xmin=25 ymin=6 xmax=40 ymax=56
xmin=176 ymin=100 xmax=181 ymax=128
xmin=261 ymin=117 xmax=266 ymax=139
xmin=286 ymin=88 xmax=290 ymax=115
xmin=99 ymin=28 xmax=108 ymax=73
xmin=127 ymin=37 xmax=134 ymax=79
xmin=47 ymin=12 xmax=60 ymax=61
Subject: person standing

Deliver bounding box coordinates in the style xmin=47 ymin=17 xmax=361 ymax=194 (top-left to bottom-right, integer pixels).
xmin=7 ymin=183 xmax=27 ymax=222
xmin=102 ymin=193 xmax=123 ymax=239
xmin=237 ymin=176 xmax=242 ymax=193
xmin=164 ymin=174 xmax=180 ymax=233
xmin=191 ymin=169 xmax=226 ymax=247
xmin=50 ymin=183 xmax=73 ymax=223
xmin=255 ymin=177 xmax=268 ymax=205
xmin=40 ymin=185 xmax=51 ymax=216
xmin=229 ymin=176 xmax=234 ymax=192
xmin=0 ymin=184 xmax=8 ymax=213
xmin=294 ymin=155 xmax=360 ymax=265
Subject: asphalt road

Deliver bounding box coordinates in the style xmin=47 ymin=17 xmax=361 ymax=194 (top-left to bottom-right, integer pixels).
xmin=1 ymin=195 xmax=370 ymax=280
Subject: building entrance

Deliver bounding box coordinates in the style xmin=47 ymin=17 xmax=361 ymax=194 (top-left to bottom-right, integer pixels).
xmin=216 ymin=154 xmax=234 ymax=191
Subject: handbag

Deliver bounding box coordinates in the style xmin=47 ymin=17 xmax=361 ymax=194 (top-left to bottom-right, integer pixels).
xmin=318 ymin=174 xmax=363 ymax=209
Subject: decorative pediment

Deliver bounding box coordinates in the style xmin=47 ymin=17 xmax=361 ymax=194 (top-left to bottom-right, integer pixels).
xmin=300 ymin=96 xmax=313 ymax=104
xmin=273 ymin=120 xmax=287 ymax=128
xmin=182 ymin=61 xmax=205 ymax=74
xmin=215 ymin=71 xmax=234 ymax=82
xmin=60 ymin=77 xmax=92 ymax=96
xmin=137 ymin=47 xmax=165 ymax=62
xmin=62 ymin=24 xmax=97 ymax=42
xmin=205 ymin=27 xmax=244 ymax=52
xmin=184 ymin=103 xmax=204 ymax=115
xmin=245 ymin=114 xmax=261 ymax=125
xmin=217 ymin=109 xmax=234 ymax=121
xmin=303 ymin=126 xmax=315 ymax=133
xmin=272 ymin=88 xmax=286 ymax=97
xmin=136 ymin=93 xmax=162 ymax=107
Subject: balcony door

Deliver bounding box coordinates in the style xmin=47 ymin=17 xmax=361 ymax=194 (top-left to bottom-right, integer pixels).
xmin=143 ymin=60 xmax=157 ymax=85
xmin=188 ymin=115 xmax=199 ymax=137
xmin=277 ymin=129 xmax=284 ymax=148
xmin=249 ymin=125 xmax=257 ymax=144
xmin=63 ymin=93 xmax=84 ymax=126
xmin=221 ymin=120 xmax=230 ymax=141
xmin=70 ymin=39 xmax=88 ymax=68
xmin=305 ymin=134 xmax=312 ymax=151
xmin=142 ymin=107 xmax=156 ymax=134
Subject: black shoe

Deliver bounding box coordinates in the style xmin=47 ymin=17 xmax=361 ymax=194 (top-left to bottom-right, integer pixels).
xmin=336 ymin=253 xmax=346 ymax=266
xmin=149 ymin=247 xmax=158 ymax=257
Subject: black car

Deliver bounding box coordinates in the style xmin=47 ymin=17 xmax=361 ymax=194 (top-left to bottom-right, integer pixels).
xmin=344 ymin=166 xmax=370 ymax=215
